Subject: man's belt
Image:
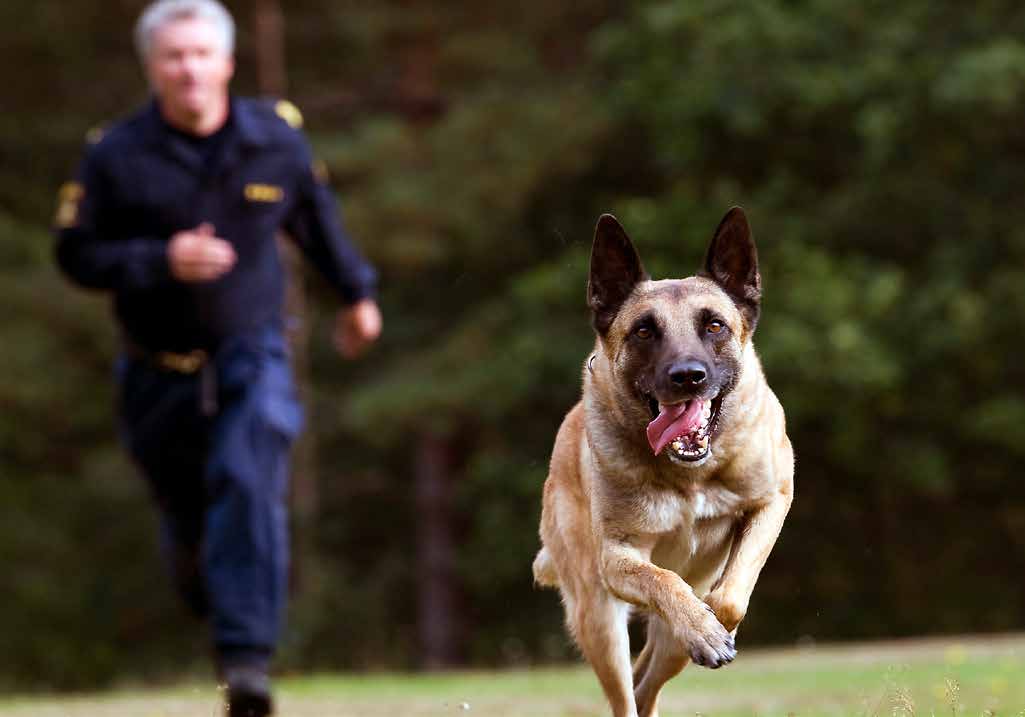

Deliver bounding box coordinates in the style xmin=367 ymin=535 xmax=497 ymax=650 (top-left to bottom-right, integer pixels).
xmin=125 ymin=342 xmax=209 ymax=374
xmin=123 ymin=340 xmax=219 ymax=415
xmin=156 ymin=349 xmax=208 ymax=374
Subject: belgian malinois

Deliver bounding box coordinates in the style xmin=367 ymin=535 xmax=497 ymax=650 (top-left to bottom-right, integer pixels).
xmin=533 ymin=208 xmax=793 ymax=717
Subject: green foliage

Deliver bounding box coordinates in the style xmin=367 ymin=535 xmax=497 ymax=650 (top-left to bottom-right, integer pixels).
xmin=590 ymin=0 xmax=1025 ymax=641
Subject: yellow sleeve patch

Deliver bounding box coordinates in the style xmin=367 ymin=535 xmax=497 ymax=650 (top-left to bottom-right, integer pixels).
xmin=54 ymin=182 xmax=84 ymax=228
xmin=274 ymin=100 xmax=303 ymax=129
xmin=244 ymin=183 xmax=285 ymax=203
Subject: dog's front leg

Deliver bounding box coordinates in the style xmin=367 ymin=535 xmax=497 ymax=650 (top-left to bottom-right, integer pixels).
xmin=600 ymin=540 xmax=736 ymax=668
xmin=704 ymin=483 xmax=793 ymax=632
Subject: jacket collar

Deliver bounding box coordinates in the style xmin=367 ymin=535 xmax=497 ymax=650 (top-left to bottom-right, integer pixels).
xmin=143 ymin=96 xmax=269 ymax=171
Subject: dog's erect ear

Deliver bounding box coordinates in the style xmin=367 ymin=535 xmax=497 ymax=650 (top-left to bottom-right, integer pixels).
xmin=701 ymin=207 xmax=761 ymax=331
xmin=588 ymin=214 xmax=648 ymax=335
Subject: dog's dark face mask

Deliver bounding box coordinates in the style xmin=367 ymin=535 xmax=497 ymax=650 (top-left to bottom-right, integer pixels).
xmin=588 ymin=208 xmax=761 ymax=463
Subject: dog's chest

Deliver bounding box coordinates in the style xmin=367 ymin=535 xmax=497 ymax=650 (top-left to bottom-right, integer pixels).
xmin=635 ymin=481 xmax=743 ymax=534
xmin=648 ymin=483 xmax=743 ymax=583
xmin=688 ymin=482 xmax=745 ymax=521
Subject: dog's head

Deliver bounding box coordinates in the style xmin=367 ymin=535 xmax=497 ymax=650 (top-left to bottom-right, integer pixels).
xmin=587 ymin=207 xmax=761 ymax=465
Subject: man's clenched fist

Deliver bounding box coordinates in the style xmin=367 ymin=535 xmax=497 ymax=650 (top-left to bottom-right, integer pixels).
xmin=167 ymin=222 xmax=237 ymax=282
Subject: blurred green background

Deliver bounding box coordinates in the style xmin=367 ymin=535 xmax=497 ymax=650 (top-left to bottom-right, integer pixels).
xmin=2 ymin=0 xmax=1024 ymax=691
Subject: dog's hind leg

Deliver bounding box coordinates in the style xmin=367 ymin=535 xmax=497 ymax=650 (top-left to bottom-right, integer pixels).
xmin=631 ymin=619 xmax=654 ymax=688
xmin=570 ymin=592 xmax=637 ymax=717
xmin=634 ymin=615 xmax=689 ymax=717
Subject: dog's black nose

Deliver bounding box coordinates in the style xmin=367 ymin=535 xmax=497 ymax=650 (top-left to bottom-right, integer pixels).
xmin=669 ymin=360 xmax=707 ymax=388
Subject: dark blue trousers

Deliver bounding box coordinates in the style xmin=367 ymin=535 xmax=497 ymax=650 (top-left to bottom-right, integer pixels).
xmin=117 ymin=326 xmax=303 ymax=663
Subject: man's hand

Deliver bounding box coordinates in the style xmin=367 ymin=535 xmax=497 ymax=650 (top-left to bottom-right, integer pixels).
xmin=333 ymin=299 xmax=382 ymax=359
xmin=167 ymin=222 xmax=237 ymax=282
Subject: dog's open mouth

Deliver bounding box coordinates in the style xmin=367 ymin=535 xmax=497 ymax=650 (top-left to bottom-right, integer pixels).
xmin=645 ymin=395 xmax=722 ymax=462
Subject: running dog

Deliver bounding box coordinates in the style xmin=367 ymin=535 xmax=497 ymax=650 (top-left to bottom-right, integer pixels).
xmin=533 ymin=208 xmax=794 ymax=717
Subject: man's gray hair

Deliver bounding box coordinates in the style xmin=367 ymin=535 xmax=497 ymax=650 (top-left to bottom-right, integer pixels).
xmin=134 ymin=0 xmax=235 ymax=59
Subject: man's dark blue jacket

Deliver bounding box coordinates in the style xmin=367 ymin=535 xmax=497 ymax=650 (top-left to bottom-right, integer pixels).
xmin=55 ymin=97 xmax=377 ymax=352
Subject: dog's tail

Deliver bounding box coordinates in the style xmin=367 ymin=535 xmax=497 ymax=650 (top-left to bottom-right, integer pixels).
xmin=532 ymin=546 xmax=559 ymax=589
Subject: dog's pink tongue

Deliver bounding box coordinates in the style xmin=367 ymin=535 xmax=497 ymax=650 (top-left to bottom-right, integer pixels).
xmin=646 ymin=400 xmax=705 ymax=455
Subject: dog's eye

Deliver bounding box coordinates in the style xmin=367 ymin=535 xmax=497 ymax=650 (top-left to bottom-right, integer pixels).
xmin=706 ymin=321 xmax=725 ymax=335
xmin=635 ymin=326 xmax=652 ymax=339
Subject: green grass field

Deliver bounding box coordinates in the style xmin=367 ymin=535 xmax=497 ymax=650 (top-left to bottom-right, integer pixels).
xmin=3 ymin=634 xmax=1023 ymax=716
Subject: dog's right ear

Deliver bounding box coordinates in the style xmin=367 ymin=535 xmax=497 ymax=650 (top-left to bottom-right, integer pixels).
xmin=588 ymin=214 xmax=647 ymax=335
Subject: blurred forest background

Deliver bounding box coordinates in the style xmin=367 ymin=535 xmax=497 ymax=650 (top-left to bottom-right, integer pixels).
xmin=2 ymin=0 xmax=1024 ymax=691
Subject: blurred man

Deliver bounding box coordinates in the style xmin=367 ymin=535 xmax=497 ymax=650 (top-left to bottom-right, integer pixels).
xmin=54 ymin=1 xmax=381 ymax=714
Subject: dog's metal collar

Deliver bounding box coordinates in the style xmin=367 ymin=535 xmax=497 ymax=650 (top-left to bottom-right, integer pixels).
xmin=588 ymin=354 xmax=596 ymax=374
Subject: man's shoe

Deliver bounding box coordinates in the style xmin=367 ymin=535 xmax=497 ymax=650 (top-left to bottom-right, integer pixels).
xmin=222 ymin=664 xmax=273 ymax=716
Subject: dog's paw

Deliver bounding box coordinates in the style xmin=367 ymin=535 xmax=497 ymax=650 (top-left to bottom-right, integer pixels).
xmin=684 ymin=603 xmax=737 ymax=669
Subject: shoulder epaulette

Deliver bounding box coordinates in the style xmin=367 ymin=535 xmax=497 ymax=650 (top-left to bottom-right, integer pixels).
xmin=54 ymin=182 xmax=84 ymax=228
xmin=274 ymin=99 xmax=303 ymax=129
xmin=85 ymin=124 xmax=107 ymax=145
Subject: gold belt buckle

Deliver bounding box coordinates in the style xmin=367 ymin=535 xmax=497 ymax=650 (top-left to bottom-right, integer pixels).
xmin=157 ymin=349 xmax=207 ymax=374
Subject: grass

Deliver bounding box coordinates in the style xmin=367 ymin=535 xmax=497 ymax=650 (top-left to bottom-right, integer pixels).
xmin=2 ymin=633 xmax=1024 ymax=716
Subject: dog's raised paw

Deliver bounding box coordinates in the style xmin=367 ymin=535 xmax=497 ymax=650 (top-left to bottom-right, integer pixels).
xmin=686 ymin=610 xmax=737 ymax=669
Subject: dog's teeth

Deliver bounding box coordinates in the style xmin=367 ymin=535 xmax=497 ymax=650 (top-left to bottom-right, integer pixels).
xmin=697 ymin=435 xmax=708 ymax=449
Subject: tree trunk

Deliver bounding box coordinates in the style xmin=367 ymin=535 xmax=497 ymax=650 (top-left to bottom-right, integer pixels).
xmin=252 ymin=0 xmax=287 ymax=98
xmin=250 ymin=0 xmax=319 ymax=588
xmin=384 ymin=6 xmax=461 ymax=669
xmin=415 ymin=431 xmax=461 ymax=669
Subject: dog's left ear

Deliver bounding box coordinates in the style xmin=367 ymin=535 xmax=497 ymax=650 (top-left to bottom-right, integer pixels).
xmin=701 ymin=207 xmax=761 ymax=331
xmin=589 ymin=214 xmax=648 ymax=335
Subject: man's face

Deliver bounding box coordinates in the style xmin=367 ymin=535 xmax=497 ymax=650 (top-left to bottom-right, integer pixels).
xmin=146 ymin=15 xmax=234 ymax=119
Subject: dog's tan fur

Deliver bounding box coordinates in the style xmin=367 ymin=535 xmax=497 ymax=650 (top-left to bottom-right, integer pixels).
xmin=533 ymin=209 xmax=793 ymax=717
